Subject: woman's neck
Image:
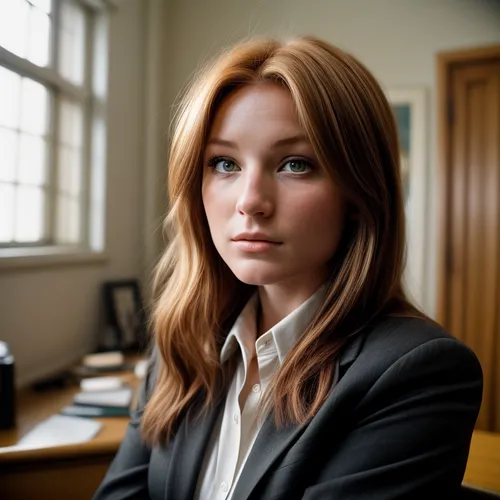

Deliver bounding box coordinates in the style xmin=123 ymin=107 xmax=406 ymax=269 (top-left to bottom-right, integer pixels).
xmin=256 ymin=279 xmax=325 ymax=337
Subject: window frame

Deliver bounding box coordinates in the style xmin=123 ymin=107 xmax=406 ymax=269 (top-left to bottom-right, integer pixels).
xmin=0 ymin=0 xmax=110 ymax=268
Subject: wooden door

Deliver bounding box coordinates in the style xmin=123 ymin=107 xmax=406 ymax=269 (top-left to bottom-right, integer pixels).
xmin=437 ymin=48 xmax=500 ymax=432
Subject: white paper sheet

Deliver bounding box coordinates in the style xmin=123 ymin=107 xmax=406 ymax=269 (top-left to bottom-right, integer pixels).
xmin=2 ymin=415 xmax=102 ymax=451
xmin=73 ymin=387 xmax=133 ymax=407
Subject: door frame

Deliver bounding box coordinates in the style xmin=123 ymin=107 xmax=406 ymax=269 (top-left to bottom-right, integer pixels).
xmin=436 ymin=45 xmax=500 ymax=325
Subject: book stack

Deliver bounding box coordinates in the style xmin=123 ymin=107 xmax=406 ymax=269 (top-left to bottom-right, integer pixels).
xmin=70 ymin=351 xmax=135 ymax=379
xmin=60 ymin=379 xmax=135 ymax=418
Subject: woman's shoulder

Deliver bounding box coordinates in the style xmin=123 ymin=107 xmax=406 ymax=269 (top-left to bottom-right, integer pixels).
xmin=341 ymin=315 xmax=482 ymax=379
xmin=365 ymin=315 xmax=454 ymax=351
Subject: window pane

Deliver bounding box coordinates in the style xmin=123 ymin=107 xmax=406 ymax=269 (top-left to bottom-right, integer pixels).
xmin=0 ymin=67 xmax=22 ymax=129
xmin=18 ymin=134 xmax=46 ymax=185
xmin=0 ymin=183 xmax=15 ymax=242
xmin=59 ymin=1 xmax=85 ymax=85
xmin=29 ymin=0 xmax=52 ymax=14
xmin=56 ymin=194 xmax=80 ymax=243
xmin=0 ymin=0 xmax=29 ymax=59
xmin=68 ymin=197 xmax=80 ymax=242
xmin=28 ymin=6 xmax=51 ymax=67
xmin=20 ymin=78 xmax=49 ymax=135
xmin=15 ymin=185 xmax=44 ymax=241
xmin=60 ymin=99 xmax=83 ymax=147
xmin=58 ymin=145 xmax=81 ymax=196
xmin=56 ymin=194 xmax=68 ymax=242
xmin=0 ymin=129 xmax=18 ymax=182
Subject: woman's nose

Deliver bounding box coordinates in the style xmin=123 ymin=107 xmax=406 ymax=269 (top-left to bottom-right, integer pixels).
xmin=235 ymin=170 xmax=274 ymax=218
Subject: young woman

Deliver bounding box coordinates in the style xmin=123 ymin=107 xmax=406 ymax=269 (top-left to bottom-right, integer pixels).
xmin=95 ymin=37 xmax=482 ymax=500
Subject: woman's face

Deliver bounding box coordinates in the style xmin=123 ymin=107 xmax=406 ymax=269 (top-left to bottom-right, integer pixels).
xmin=202 ymin=83 xmax=346 ymax=289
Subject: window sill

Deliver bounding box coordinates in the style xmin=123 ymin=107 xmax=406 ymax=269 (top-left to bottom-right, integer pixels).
xmin=0 ymin=246 xmax=109 ymax=271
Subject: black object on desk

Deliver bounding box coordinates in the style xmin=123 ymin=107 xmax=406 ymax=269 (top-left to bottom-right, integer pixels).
xmin=0 ymin=341 xmax=15 ymax=430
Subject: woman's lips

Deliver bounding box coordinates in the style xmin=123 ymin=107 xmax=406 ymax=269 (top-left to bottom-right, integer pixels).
xmin=232 ymin=240 xmax=282 ymax=252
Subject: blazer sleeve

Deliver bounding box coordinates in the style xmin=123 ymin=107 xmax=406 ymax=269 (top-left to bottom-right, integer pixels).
xmin=93 ymin=350 xmax=159 ymax=500
xmin=302 ymin=338 xmax=483 ymax=500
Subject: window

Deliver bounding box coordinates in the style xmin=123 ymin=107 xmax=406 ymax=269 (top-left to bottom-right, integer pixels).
xmin=0 ymin=0 xmax=107 ymax=259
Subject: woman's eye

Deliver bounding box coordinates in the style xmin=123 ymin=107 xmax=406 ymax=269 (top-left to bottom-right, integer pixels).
xmin=209 ymin=158 xmax=239 ymax=173
xmin=281 ymin=159 xmax=311 ymax=173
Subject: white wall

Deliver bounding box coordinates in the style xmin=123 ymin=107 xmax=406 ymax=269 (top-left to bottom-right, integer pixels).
xmin=0 ymin=0 xmax=148 ymax=386
xmin=162 ymin=0 xmax=500 ymax=317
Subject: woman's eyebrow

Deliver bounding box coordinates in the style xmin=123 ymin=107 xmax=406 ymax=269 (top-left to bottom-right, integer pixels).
xmin=206 ymin=138 xmax=238 ymax=148
xmin=206 ymin=135 xmax=309 ymax=149
xmin=272 ymin=135 xmax=309 ymax=147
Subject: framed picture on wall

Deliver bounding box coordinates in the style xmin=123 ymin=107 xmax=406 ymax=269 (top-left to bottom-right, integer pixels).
xmin=386 ymin=87 xmax=428 ymax=310
xmin=102 ymin=279 xmax=148 ymax=351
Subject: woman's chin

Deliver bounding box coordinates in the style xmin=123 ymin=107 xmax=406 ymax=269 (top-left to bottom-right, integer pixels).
xmin=231 ymin=268 xmax=285 ymax=287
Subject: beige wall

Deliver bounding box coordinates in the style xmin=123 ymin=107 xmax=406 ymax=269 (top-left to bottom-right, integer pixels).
xmin=0 ymin=0 xmax=148 ymax=386
xmin=162 ymin=0 xmax=500 ymax=316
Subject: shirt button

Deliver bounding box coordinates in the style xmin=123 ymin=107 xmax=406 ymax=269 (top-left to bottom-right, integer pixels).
xmin=252 ymin=384 xmax=261 ymax=393
xmin=221 ymin=481 xmax=229 ymax=493
xmin=233 ymin=413 xmax=239 ymax=424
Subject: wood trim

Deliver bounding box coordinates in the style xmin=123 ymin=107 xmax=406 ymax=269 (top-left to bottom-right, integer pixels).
xmin=435 ymin=45 xmax=500 ymax=325
xmin=2 ymin=458 xmax=111 ymax=500
xmin=438 ymin=45 xmax=500 ymax=65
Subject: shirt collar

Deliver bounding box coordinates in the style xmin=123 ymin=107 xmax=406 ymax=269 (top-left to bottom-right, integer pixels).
xmin=220 ymin=293 xmax=259 ymax=364
xmin=220 ymin=284 xmax=327 ymax=365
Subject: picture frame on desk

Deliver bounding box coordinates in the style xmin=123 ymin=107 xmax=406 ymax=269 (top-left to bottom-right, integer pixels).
xmin=102 ymin=279 xmax=148 ymax=351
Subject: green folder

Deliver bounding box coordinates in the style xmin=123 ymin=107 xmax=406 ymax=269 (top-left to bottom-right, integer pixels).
xmin=60 ymin=405 xmax=131 ymax=418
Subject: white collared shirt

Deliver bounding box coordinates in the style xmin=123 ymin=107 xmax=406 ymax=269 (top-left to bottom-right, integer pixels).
xmin=194 ymin=286 xmax=326 ymax=500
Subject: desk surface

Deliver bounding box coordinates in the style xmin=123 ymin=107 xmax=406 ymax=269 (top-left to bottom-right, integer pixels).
xmin=1 ymin=371 xmax=499 ymax=494
xmin=0 ymin=367 xmax=141 ymax=464
xmin=464 ymin=430 xmax=500 ymax=493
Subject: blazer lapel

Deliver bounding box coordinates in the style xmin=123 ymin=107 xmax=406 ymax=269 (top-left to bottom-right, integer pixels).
xmin=338 ymin=331 xmax=365 ymax=369
xmin=230 ymin=332 xmax=366 ymax=499
xmin=229 ymin=410 xmax=309 ymax=500
xmin=164 ymin=397 xmax=223 ymax=500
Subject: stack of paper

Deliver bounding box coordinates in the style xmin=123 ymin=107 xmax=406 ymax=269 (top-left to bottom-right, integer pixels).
xmin=73 ymin=387 xmax=133 ymax=407
xmin=60 ymin=386 xmax=135 ymax=418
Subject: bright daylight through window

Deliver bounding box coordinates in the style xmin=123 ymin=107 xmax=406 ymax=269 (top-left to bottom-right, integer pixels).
xmin=0 ymin=0 xmax=106 ymax=256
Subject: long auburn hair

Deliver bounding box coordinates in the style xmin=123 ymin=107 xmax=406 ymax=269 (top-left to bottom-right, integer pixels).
xmin=142 ymin=36 xmax=423 ymax=444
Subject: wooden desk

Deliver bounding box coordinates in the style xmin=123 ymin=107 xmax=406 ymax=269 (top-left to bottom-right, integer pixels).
xmin=0 ymin=368 xmax=141 ymax=500
xmin=464 ymin=430 xmax=500 ymax=494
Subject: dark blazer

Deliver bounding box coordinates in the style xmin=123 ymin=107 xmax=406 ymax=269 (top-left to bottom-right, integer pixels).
xmin=94 ymin=316 xmax=483 ymax=500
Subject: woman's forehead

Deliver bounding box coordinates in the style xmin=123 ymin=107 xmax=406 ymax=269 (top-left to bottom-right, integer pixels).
xmin=207 ymin=83 xmax=306 ymax=146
